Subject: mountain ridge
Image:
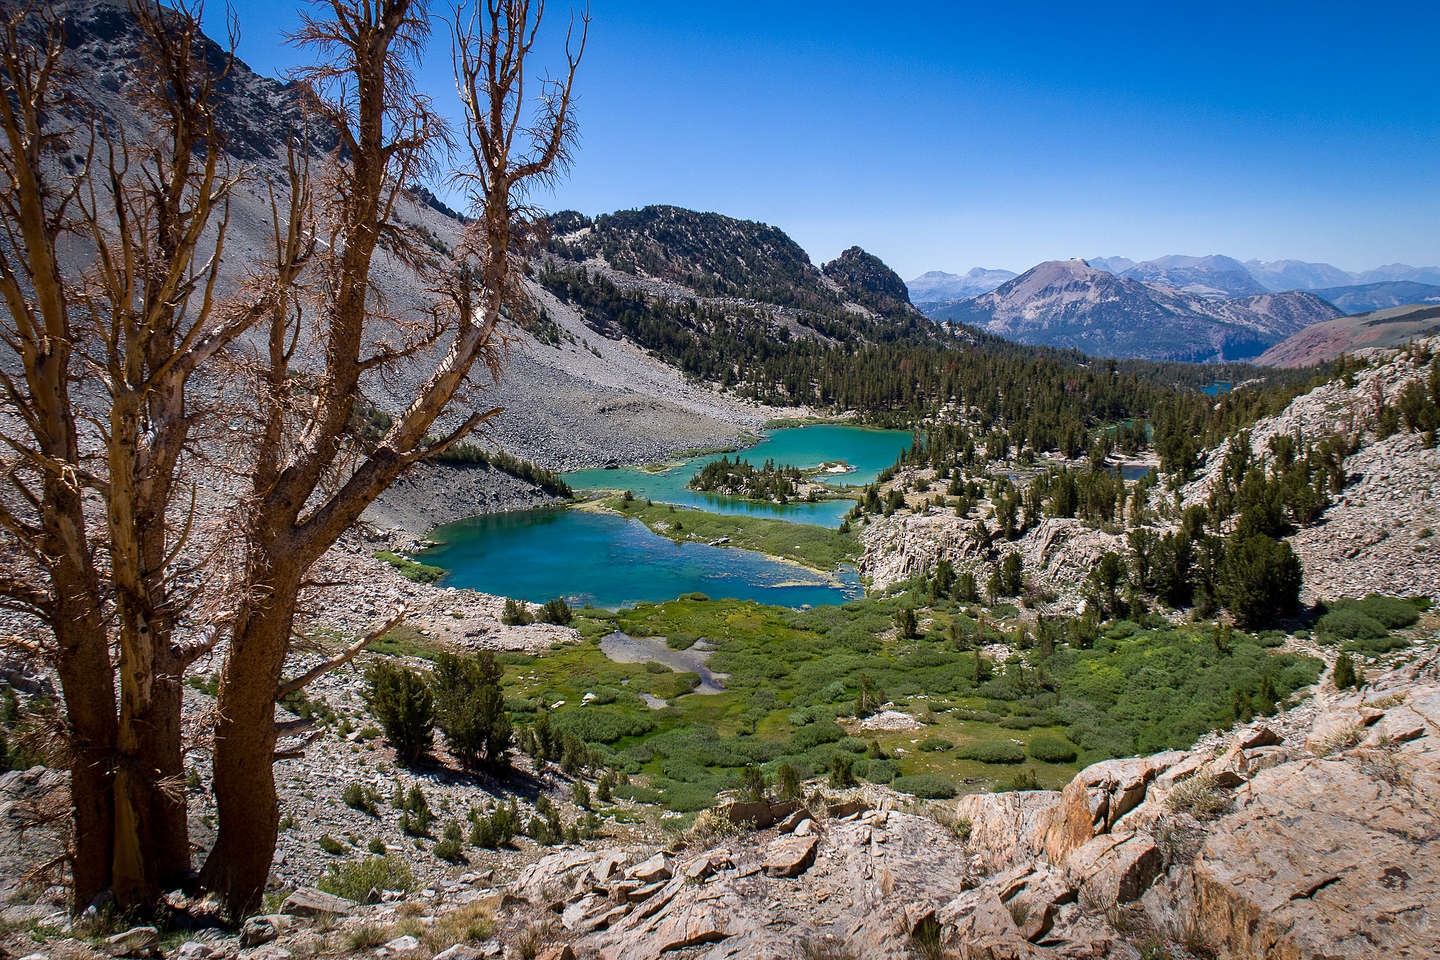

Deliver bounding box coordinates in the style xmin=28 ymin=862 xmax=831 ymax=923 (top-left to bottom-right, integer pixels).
xmin=922 ymin=258 xmax=1340 ymax=362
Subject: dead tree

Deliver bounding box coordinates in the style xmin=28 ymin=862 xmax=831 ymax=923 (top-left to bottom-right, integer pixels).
xmin=0 ymin=5 xmax=116 ymax=910
xmin=200 ymin=0 xmax=585 ymax=915
xmin=0 ymin=0 xmax=305 ymax=910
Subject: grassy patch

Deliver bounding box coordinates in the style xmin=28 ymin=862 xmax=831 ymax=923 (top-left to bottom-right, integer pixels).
xmin=374 ymin=551 xmax=446 ymax=584
xmin=598 ymin=495 xmax=859 ymax=571
xmin=368 ymin=623 xmax=448 ymax=661
xmin=500 ymin=590 xmax=1318 ymax=813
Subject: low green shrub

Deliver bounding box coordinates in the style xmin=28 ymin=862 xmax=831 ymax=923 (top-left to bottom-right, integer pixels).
xmin=891 ymin=774 xmax=956 ymax=798
xmin=917 ymin=737 xmax=954 ymax=752
xmin=1343 ymin=634 xmax=1410 ymax=654
xmin=541 ymin=598 xmax=573 ymax=626
xmin=611 ymin=783 xmax=662 ymax=805
xmin=342 ymin=782 xmax=380 ymax=816
xmin=860 ymin=758 xmax=897 ymax=783
xmin=552 ymin=707 xmax=655 ymax=744
xmin=1317 ymin=609 xmax=1387 ymax=643
xmin=790 ymin=721 xmax=845 ymax=750
xmin=501 ymin=597 xmax=532 ymax=626
xmin=658 ymin=779 xmax=723 ymax=812
xmin=957 ymin=740 xmax=1026 ymax=764
xmin=1026 ymin=735 xmax=1077 ymax=763
xmin=1338 ymin=594 xmax=1422 ymax=629
xmin=997 ymin=714 xmax=1051 ymax=730
xmin=318 ymin=856 xmax=415 ymax=901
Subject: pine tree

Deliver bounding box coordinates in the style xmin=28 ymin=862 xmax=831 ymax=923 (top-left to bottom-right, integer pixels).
xmin=776 ymin=763 xmax=802 ymax=801
xmin=1333 ymin=652 xmax=1356 ymax=690
xmin=501 ymin=598 xmax=532 ymax=626
xmin=430 ymin=651 xmax=512 ymax=770
xmin=739 ymin=765 xmax=767 ymax=803
xmin=854 ymin=673 xmax=884 ymax=717
xmin=1218 ymin=534 xmax=1302 ymax=628
xmin=895 ymin=606 xmax=918 ymax=639
xmin=364 ymin=662 xmax=435 ymax=766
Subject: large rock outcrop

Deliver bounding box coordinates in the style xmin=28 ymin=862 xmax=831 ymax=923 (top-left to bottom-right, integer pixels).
xmin=943 ymin=645 xmax=1440 ymax=959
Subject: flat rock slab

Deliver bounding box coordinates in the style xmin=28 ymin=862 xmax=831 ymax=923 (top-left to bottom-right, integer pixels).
xmin=763 ymin=835 xmax=819 ymax=878
xmin=1196 ymin=725 xmax=1440 ymax=958
xmin=628 ymin=852 xmax=673 ymax=884
xmin=280 ymin=886 xmax=354 ymax=918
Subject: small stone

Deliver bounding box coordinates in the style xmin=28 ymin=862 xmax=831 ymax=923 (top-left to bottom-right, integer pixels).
xmin=433 ymin=943 xmax=499 ymax=960
xmin=171 ymin=943 xmax=213 ymax=960
xmin=239 ymin=916 xmax=292 ymax=949
xmin=793 ymin=818 xmax=815 ymax=837
xmin=383 ymin=935 xmax=421 ymax=954
xmin=774 ymin=808 xmax=808 ymax=833
xmin=1233 ymin=724 xmax=1282 ymax=750
xmin=763 ymin=835 xmax=819 ymax=878
xmin=627 ymin=852 xmax=672 ymax=883
xmin=105 ymin=926 xmax=159 ymax=956
xmin=825 ymin=799 xmax=871 ymax=820
xmin=624 ymin=880 xmax=667 ymax=903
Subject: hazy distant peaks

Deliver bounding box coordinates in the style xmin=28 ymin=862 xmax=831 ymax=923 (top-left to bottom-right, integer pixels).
xmin=905 ymin=267 xmax=1018 ymax=303
xmin=1085 ymin=256 xmax=1135 ymax=275
xmin=1117 ymin=254 xmax=1267 ymax=298
xmin=913 ymin=255 xmax=1440 ymax=304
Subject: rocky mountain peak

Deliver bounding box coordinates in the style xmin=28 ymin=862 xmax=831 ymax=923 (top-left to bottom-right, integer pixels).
xmin=821 ymin=245 xmax=916 ymax=318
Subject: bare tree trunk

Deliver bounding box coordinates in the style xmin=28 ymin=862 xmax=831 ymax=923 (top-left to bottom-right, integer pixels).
xmin=200 ymin=0 xmax=586 ymax=916
xmin=49 ymin=573 xmax=118 ymax=909
xmin=2 ymin=0 xmax=292 ymax=913
xmin=200 ymin=559 xmax=298 ymax=913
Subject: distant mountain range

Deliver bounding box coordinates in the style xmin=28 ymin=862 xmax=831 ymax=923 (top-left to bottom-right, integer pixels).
xmin=925 ymin=259 xmax=1341 ymax=363
xmin=1311 ymin=281 xmax=1440 ymax=315
xmin=1116 ymin=254 xmax=1269 ymax=298
xmin=906 ymin=268 xmax=1019 ymax=304
xmin=910 ymin=256 xmax=1440 ymax=303
xmin=909 ymin=254 xmax=1440 ymax=360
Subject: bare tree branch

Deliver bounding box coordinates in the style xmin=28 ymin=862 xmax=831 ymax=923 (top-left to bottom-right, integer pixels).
xmin=274 ymin=605 xmax=407 ymax=701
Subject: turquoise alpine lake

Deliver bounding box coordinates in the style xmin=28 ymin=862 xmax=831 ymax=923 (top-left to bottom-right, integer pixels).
xmin=563 ymin=424 xmax=915 ymax=529
xmin=413 ymin=425 xmax=912 ymax=608
xmin=417 ymin=507 xmax=861 ymax=610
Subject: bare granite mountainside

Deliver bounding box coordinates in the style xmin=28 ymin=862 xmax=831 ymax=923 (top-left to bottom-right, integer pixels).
xmin=1259 ymin=303 xmax=1440 ymax=368
xmin=923 ymin=259 xmax=1339 ymax=362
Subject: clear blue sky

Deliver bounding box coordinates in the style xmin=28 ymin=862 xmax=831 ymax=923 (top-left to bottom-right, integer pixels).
xmin=210 ymin=0 xmax=1440 ymax=279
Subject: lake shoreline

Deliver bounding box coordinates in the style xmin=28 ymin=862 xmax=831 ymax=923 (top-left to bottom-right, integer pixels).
xmin=397 ymin=425 xmax=909 ymax=610
xmin=575 ymin=495 xmax=861 ymax=583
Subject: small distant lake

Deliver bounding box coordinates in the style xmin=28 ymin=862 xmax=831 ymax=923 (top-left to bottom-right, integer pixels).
xmin=417 ymin=507 xmax=862 ymax=610
xmin=564 ymin=424 xmax=914 ymax=530
xmin=1201 ymin=381 xmax=1232 ymax=396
